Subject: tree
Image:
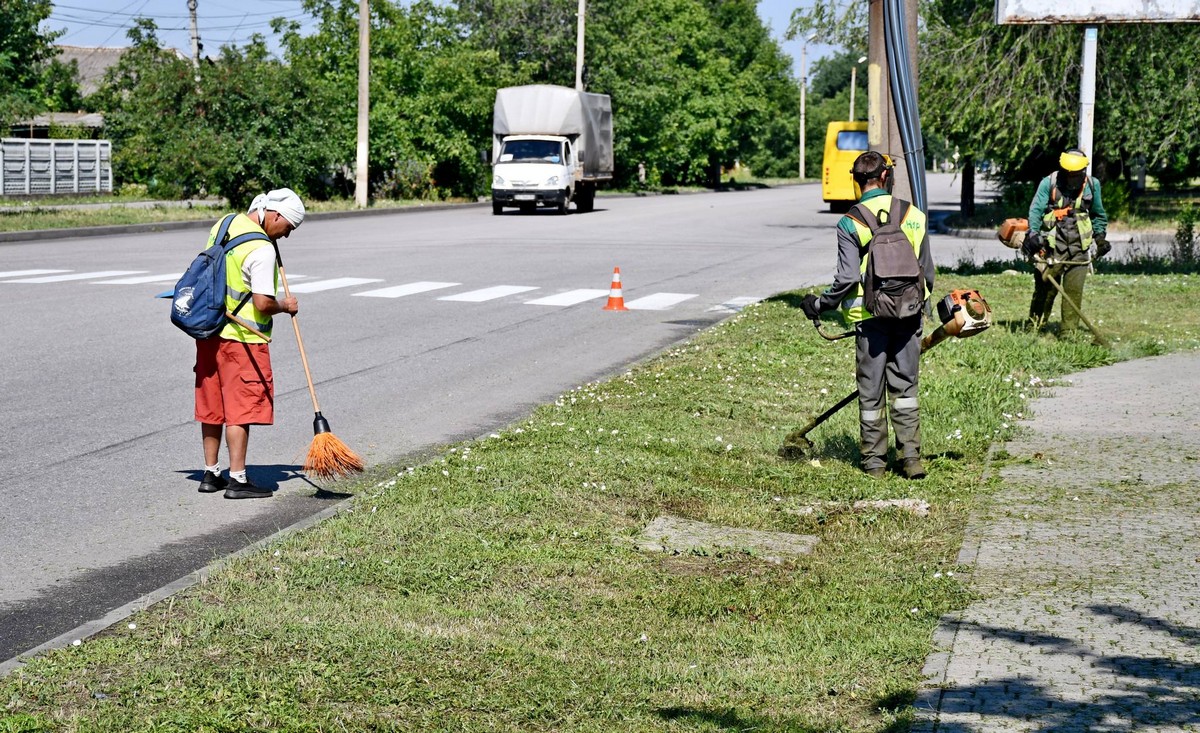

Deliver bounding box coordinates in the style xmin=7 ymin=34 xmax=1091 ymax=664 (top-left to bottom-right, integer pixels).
xmin=0 ymin=0 xmax=80 ymax=125
xmin=93 ymin=19 xmax=340 ymax=207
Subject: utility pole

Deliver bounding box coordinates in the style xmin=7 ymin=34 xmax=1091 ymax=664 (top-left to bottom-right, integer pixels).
xmin=798 ymin=33 xmax=815 ymax=179
xmin=354 ymin=0 xmax=369 ymax=208
xmin=575 ymin=0 xmax=586 ymax=91
xmin=866 ymin=0 xmax=918 ymax=203
xmin=187 ymin=0 xmax=202 ymax=88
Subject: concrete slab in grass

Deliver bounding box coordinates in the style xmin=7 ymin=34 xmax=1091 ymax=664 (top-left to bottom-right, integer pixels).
xmin=637 ymin=515 xmax=819 ymax=564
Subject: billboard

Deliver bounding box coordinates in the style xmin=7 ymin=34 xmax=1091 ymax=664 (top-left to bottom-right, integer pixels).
xmin=995 ymin=0 xmax=1200 ymax=23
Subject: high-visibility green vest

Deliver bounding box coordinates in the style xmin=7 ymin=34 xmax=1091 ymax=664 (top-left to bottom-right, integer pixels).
xmin=841 ymin=193 xmax=928 ymax=323
xmin=204 ymin=213 xmax=277 ymax=344
xmin=1042 ymin=173 xmax=1095 ymax=252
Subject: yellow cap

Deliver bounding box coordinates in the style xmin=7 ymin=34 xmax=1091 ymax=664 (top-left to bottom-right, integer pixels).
xmin=1059 ymin=150 xmax=1088 ymax=172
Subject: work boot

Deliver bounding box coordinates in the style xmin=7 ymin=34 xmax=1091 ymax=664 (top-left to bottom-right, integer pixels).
xmin=863 ymin=466 xmax=886 ymax=479
xmin=891 ymin=402 xmax=923 ymax=476
xmin=198 ymin=470 xmax=227 ymax=494
xmin=859 ymin=415 xmax=888 ymax=477
xmin=224 ymin=477 xmax=273 ymax=500
xmin=902 ymin=458 xmax=927 ymax=480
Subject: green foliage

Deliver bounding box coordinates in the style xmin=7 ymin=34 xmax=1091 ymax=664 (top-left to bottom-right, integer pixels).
xmin=1174 ymin=204 xmax=1197 ymax=266
xmin=82 ymin=0 xmax=802 ymax=198
xmin=0 ymin=0 xmax=81 ymax=126
xmin=585 ymin=0 xmax=800 ymax=186
xmin=92 ymin=19 xmax=340 ymax=208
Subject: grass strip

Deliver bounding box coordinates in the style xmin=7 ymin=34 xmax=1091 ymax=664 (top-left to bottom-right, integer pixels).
xmin=3 ymin=267 xmax=1199 ymax=732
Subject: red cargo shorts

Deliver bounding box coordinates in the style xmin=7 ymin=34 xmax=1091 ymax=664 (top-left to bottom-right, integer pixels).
xmin=194 ymin=337 xmax=274 ymax=425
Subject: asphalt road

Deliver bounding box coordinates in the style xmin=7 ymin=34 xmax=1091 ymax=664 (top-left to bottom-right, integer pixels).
xmin=0 ymin=175 xmax=989 ymax=662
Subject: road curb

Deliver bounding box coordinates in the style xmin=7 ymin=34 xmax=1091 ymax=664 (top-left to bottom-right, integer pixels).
xmin=0 ymin=497 xmax=352 ymax=677
xmin=0 ymin=201 xmax=490 ymax=244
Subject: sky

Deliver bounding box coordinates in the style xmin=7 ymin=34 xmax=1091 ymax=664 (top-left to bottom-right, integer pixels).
xmin=46 ymin=0 xmax=838 ymax=81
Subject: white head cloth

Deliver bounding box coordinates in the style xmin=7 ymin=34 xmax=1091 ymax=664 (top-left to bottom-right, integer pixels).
xmin=248 ymin=187 xmax=305 ymax=228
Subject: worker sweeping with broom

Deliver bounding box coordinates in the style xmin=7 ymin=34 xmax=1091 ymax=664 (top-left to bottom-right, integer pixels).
xmin=184 ymin=187 xmax=361 ymax=499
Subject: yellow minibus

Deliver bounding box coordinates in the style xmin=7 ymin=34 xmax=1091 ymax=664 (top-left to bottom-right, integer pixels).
xmin=822 ymin=121 xmax=868 ymax=211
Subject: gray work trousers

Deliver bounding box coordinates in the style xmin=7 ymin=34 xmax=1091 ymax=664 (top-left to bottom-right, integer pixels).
xmin=1030 ymin=263 xmax=1088 ymax=333
xmin=855 ymin=315 xmax=923 ymax=471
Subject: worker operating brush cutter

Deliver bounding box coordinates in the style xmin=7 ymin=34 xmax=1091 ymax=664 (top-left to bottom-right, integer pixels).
xmin=781 ymin=289 xmax=993 ymax=470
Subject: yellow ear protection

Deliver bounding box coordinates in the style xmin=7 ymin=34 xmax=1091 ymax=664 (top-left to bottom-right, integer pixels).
xmin=851 ymin=154 xmax=896 ymax=199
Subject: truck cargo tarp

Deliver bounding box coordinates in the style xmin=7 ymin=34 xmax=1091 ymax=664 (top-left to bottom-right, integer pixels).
xmin=494 ymin=85 xmax=613 ymax=177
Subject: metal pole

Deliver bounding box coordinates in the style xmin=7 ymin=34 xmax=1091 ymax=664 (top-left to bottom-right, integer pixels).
xmin=799 ymin=40 xmax=807 ymax=178
xmin=354 ymin=0 xmax=370 ymax=208
xmin=1078 ymin=26 xmax=1097 ymax=175
xmin=575 ymin=0 xmax=586 ymax=91
xmin=849 ymin=66 xmax=857 ymax=122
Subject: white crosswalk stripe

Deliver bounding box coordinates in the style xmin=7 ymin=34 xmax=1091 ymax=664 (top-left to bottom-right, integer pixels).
xmin=286 ymin=277 xmax=383 ymax=293
xmin=525 ymin=289 xmax=609 ymax=306
xmin=353 ymin=281 xmax=460 ymax=299
xmin=439 ymin=285 xmax=539 ymax=302
xmin=0 ymin=266 xmax=750 ymax=315
xmin=4 ymin=270 xmax=145 ymax=283
xmin=624 ymin=292 xmax=698 ymax=310
xmin=0 ymin=269 xmax=71 ymax=279
xmin=707 ymin=296 xmax=764 ymax=313
xmin=95 ymin=273 xmax=183 ymax=285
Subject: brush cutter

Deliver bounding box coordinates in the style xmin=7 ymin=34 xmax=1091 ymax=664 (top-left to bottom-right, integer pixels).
xmin=1030 ymin=253 xmax=1110 ymax=348
xmin=778 ymin=289 xmax=993 ymax=461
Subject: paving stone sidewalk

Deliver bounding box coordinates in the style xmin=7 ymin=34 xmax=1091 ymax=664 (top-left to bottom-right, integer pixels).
xmin=914 ymin=350 xmax=1200 ymax=732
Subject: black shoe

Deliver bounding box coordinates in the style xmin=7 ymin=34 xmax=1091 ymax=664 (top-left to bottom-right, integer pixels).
xmin=902 ymin=459 xmax=927 ymax=480
xmin=198 ymin=470 xmax=227 ymax=493
xmin=224 ymin=477 xmax=273 ymax=499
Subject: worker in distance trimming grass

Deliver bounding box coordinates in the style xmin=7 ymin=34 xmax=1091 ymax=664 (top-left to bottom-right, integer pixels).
xmin=800 ymin=151 xmax=935 ymax=479
xmin=1022 ymin=148 xmax=1109 ymax=334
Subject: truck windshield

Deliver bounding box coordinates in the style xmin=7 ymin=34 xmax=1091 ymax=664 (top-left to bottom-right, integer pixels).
xmin=499 ymin=139 xmax=562 ymax=164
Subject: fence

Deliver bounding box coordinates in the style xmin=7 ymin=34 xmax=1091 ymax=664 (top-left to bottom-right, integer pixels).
xmin=0 ymin=139 xmax=113 ymax=196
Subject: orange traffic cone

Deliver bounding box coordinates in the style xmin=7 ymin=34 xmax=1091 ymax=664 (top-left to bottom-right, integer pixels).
xmin=603 ymin=267 xmax=629 ymax=311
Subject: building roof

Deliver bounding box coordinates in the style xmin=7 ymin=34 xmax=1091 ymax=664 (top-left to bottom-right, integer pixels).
xmin=55 ymin=45 xmax=128 ymax=97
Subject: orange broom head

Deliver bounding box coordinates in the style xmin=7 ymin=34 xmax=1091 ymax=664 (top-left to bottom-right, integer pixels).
xmin=304 ymin=431 xmax=365 ymax=480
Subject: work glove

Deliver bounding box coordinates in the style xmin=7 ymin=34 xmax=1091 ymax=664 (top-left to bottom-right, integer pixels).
xmin=1021 ymin=231 xmax=1045 ymax=259
xmin=800 ymin=294 xmax=822 ymax=321
xmin=1093 ymin=236 xmax=1111 ymax=259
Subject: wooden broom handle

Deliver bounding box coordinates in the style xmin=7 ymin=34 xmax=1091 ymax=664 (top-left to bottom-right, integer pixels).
xmin=274 ymin=245 xmax=322 ymax=414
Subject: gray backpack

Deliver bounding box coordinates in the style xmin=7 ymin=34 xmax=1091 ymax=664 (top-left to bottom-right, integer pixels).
xmin=850 ymin=198 xmax=923 ymax=320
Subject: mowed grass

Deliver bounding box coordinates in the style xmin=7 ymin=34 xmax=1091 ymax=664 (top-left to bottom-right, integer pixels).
xmin=3 ymin=268 xmax=1199 ymax=732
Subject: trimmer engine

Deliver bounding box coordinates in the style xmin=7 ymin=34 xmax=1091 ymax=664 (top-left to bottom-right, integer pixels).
xmin=936 ymin=288 xmax=993 ymax=338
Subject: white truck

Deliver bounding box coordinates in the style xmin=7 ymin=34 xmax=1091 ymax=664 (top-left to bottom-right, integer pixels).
xmin=491 ymin=84 xmax=613 ymax=215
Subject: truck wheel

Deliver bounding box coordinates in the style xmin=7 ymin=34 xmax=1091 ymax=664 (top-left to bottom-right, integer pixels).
xmin=557 ymin=194 xmax=569 ymax=215
xmin=576 ymin=187 xmax=595 ymax=213
xmin=492 ymin=202 xmax=503 ymax=215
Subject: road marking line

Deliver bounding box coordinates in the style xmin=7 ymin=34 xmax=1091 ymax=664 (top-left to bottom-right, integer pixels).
xmin=286 ymin=277 xmax=383 ymax=293
xmin=439 ymin=285 xmax=539 ymax=302
xmin=525 ymin=289 xmax=609 ymax=306
xmin=707 ymin=296 xmax=764 ymax=313
xmin=354 ymin=281 xmax=461 ymax=298
xmin=624 ymin=292 xmax=698 ymax=310
xmin=0 ymin=269 xmax=71 ymax=279
xmin=5 ymin=270 xmax=145 ymax=283
xmin=94 ymin=273 xmax=183 ymax=285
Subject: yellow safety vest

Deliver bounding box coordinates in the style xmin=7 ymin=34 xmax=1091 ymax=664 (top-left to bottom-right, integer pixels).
xmin=204 ymin=213 xmax=277 ymax=344
xmin=841 ymin=193 xmax=928 ymax=323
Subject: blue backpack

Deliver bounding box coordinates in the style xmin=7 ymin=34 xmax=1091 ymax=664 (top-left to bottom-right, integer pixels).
xmin=170 ymin=214 xmax=272 ymax=339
